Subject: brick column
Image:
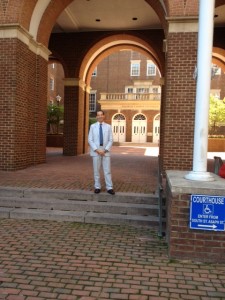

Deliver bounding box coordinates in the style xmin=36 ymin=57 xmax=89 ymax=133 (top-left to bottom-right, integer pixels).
xmin=162 ymin=19 xmax=198 ymax=171
xmin=0 ymin=25 xmax=50 ymax=171
xmin=63 ymin=78 xmax=87 ymax=156
xmin=159 ymin=78 xmax=165 ymax=161
xmin=166 ymin=170 xmax=225 ymax=263
xmin=84 ymin=86 xmax=91 ymax=153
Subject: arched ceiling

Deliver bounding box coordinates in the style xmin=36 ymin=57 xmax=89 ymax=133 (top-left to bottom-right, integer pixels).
xmin=214 ymin=4 xmax=225 ymax=27
xmin=52 ymin=0 xmax=162 ymax=33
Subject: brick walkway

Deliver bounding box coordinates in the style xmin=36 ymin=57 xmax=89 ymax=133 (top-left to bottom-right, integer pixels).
xmin=0 ymin=146 xmax=224 ymax=300
xmin=0 ymin=219 xmax=225 ymax=300
xmin=0 ymin=146 xmax=159 ymax=194
xmin=0 ymin=145 xmax=217 ymax=194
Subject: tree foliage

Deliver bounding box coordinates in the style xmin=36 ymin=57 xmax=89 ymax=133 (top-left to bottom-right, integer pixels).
xmin=209 ymin=95 xmax=225 ymax=134
xmin=47 ymin=104 xmax=64 ymax=134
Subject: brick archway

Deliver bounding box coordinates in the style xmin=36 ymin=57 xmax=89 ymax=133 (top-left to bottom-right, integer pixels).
xmin=33 ymin=0 xmax=166 ymax=46
xmin=164 ymin=0 xmax=198 ymax=16
xmin=76 ymin=34 xmax=165 ymax=155
xmin=213 ymin=47 xmax=225 ymax=71
xmin=79 ymin=34 xmax=164 ymax=86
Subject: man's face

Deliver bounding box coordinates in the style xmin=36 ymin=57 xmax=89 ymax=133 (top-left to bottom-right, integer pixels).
xmin=96 ymin=111 xmax=105 ymax=123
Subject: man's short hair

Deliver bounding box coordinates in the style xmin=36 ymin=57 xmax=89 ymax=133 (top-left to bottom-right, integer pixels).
xmin=96 ymin=110 xmax=105 ymax=116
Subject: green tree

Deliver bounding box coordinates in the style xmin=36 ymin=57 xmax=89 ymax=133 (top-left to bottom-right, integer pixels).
xmin=209 ymin=95 xmax=225 ymax=134
xmin=47 ymin=104 xmax=64 ymax=134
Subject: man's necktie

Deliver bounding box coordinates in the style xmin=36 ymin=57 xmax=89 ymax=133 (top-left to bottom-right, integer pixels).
xmin=99 ymin=124 xmax=103 ymax=146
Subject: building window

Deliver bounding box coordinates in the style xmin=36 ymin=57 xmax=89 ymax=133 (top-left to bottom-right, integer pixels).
xmin=211 ymin=64 xmax=221 ymax=76
xmin=130 ymin=61 xmax=140 ymax=76
xmin=52 ymin=63 xmax=55 ymax=69
xmin=127 ymin=87 xmax=134 ymax=93
xmin=137 ymin=88 xmax=149 ymax=93
xmin=50 ymin=78 xmax=54 ymax=91
xmin=92 ymin=67 xmax=97 ymax=77
xmin=152 ymin=87 xmax=158 ymax=93
xmin=89 ymin=91 xmax=97 ymax=112
xmin=147 ymin=61 xmax=156 ymax=76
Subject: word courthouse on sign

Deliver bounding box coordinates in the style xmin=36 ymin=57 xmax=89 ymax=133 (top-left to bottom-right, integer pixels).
xmin=190 ymin=195 xmax=225 ymax=231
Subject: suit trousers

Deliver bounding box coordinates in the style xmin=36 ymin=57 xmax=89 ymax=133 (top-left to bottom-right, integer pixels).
xmin=92 ymin=154 xmax=113 ymax=190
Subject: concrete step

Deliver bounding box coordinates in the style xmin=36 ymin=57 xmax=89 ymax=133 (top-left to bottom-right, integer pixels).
xmin=0 ymin=187 xmax=157 ymax=204
xmin=0 ymin=208 xmax=159 ymax=227
xmin=0 ymin=197 xmax=158 ymax=216
xmin=0 ymin=186 xmax=163 ymax=227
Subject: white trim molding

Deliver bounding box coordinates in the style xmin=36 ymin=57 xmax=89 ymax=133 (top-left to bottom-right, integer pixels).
xmin=167 ymin=17 xmax=198 ymax=33
xmin=0 ymin=24 xmax=51 ymax=60
xmin=64 ymin=78 xmax=86 ymax=90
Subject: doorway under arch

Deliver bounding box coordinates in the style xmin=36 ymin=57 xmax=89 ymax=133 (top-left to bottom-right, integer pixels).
xmin=153 ymin=114 xmax=160 ymax=144
xmin=132 ymin=113 xmax=147 ymax=143
xmin=112 ymin=113 xmax=126 ymax=143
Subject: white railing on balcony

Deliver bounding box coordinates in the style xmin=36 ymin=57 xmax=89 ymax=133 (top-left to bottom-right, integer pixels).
xmin=99 ymin=93 xmax=161 ymax=101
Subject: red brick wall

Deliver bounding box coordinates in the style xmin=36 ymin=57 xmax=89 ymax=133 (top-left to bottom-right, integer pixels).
xmin=90 ymin=50 xmax=162 ymax=102
xmin=0 ymin=39 xmax=47 ymax=170
xmin=167 ymin=188 xmax=225 ymax=263
xmin=166 ymin=0 xmax=198 ymax=16
xmin=35 ymin=55 xmax=48 ymax=165
xmin=159 ymin=84 xmax=166 ymax=160
xmin=162 ymin=32 xmax=197 ymax=171
xmin=0 ymin=38 xmax=17 ymax=170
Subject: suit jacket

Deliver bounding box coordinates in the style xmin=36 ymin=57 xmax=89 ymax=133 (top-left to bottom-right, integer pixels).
xmin=88 ymin=122 xmax=113 ymax=157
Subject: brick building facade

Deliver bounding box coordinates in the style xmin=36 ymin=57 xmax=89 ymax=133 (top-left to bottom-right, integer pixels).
xmin=90 ymin=50 xmax=161 ymax=143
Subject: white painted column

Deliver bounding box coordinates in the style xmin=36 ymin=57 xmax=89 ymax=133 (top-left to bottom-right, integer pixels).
xmin=185 ymin=0 xmax=215 ymax=181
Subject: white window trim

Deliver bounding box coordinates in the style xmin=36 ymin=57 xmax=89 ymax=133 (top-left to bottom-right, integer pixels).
xmin=89 ymin=91 xmax=97 ymax=112
xmin=130 ymin=60 xmax=140 ymax=76
xmin=147 ymin=60 xmax=156 ymax=76
xmin=50 ymin=78 xmax=54 ymax=91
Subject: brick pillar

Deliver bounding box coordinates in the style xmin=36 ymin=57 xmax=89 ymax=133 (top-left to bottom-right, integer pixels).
xmin=35 ymin=54 xmax=48 ymax=165
xmin=162 ymin=20 xmax=198 ymax=171
xmin=63 ymin=79 xmax=87 ymax=156
xmin=0 ymin=26 xmax=49 ymax=170
xmin=159 ymin=78 xmax=165 ymax=161
xmin=84 ymin=86 xmax=91 ymax=153
xmin=166 ymin=170 xmax=225 ymax=263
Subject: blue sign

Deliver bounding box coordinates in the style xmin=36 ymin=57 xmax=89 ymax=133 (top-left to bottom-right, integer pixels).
xmin=190 ymin=195 xmax=225 ymax=231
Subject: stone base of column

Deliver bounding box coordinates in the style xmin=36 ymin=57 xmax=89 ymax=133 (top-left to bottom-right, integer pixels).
xmin=185 ymin=171 xmax=215 ymax=181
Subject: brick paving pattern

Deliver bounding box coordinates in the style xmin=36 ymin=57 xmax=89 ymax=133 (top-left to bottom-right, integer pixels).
xmin=0 ymin=145 xmax=222 ymax=300
xmin=0 ymin=146 xmax=159 ymax=194
xmin=0 ymin=219 xmax=224 ymax=300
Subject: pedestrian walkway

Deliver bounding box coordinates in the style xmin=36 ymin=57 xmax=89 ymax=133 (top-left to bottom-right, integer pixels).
xmin=0 ymin=145 xmax=220 ymax=194
xmin=0 ymin=219 xmax=225 ymax=300
xmin=0 ymin=146 xmax=224 ymax=299
xmin=0 ymin=145 xmax=159 ymax=194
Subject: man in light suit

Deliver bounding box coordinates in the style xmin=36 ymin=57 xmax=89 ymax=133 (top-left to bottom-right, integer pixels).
xmin=88 ymin=110 xmax=115 ymax=195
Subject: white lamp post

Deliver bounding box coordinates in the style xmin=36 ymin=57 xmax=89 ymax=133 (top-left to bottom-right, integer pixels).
xmin=56 ymin=94 xmax=62 ymax=106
